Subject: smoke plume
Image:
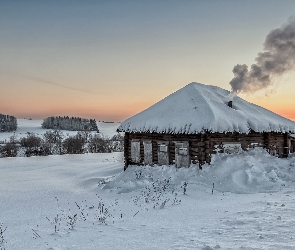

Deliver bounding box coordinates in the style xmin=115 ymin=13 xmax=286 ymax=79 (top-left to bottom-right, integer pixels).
xmin=229 ymin=17 xmax=295 ymax=93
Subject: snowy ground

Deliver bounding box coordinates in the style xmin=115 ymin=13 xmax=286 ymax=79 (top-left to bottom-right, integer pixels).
xmin=0 ymin=119 xmax=120 ymax=142
xmin=1 ymin=149 xmax=295 ymax=249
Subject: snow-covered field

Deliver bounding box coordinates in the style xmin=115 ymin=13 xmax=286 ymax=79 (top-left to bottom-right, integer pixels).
xmin=1 ymin=148 xmax=295 ymax=250
xmin=0 ymin=119 xmax=120 ymax=142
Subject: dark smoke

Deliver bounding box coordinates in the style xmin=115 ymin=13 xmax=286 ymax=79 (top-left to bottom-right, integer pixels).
xmin=230 ymin=17 xmax=295 ymax=93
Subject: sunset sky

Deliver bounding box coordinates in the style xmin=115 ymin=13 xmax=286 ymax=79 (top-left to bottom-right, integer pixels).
xmin=1 ymin=0 xmax=295 ymax=122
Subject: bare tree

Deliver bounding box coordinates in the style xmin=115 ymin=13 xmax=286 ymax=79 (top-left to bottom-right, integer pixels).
xmin=42 ymin=130 xmax=64 ymax=155
xmin=88 ymin=134 xmax=111 ymax=153
xmin=62 ymin=135 xmax=85 ymax=154
xmin=0 ymin=114 xmax=17 ymax=132
xmin=0 ymin=135 xmax=19 ymax=157
xmin=20 ymin=132 xmax=43 ymax=156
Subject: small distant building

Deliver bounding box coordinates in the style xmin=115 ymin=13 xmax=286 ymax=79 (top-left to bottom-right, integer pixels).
xmin=117 ymin=83 xmax=295 ymax=170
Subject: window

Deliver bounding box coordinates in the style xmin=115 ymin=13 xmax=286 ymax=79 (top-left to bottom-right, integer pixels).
xmin=159 ymin=145 xmax=168 ymax=152
xmin=157 ymin=141 xmax=169 ymax=165
xmin=143 ymin=141 xmax=153 ymax=165
xmin=178 ymin=147 xmax=188 ymax=156
xmin=222 ymin=142 xmax=241 ymax=154
xmin=290 ymin=140 xmax=295 ymax=153
xmin=131 ymin=140 xmax=140 ymax=163
xmin=175 ymin=141 xmax=190 ymax=168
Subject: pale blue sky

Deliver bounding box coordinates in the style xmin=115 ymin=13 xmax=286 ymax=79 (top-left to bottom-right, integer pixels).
xmin=1 ymin=0 xmax=295 ymax=121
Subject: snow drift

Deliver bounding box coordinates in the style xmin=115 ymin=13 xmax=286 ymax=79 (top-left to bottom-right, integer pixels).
xmin=104 ymin=148 xmax=295 ymax=194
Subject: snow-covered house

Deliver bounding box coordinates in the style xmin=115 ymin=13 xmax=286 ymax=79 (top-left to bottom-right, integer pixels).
xmin=117 ymin=82 xmax=295 ymax=170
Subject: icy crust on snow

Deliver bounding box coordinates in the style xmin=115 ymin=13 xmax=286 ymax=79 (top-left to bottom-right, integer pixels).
xmin=104 ymin=148 xmax=295 ymax=194
xmin=118 ymin=82 xmax=295 ymax=134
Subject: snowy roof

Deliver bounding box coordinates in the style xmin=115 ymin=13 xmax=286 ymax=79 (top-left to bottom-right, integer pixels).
xmin=118 ymin=82 xmax=295 ymax=134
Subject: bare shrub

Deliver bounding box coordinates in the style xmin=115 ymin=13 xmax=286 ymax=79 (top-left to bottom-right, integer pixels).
xmin=42 ymin=130 xmax=64 ymax=155
xmin=0 ymin=222 xmax=6 ymax=244
xmin=110 ymin=133 xmax=124 ymax=152
xmin=0 ymin=135 xmax=19 ymax=158
xmin=88 ymin=134 xmax=111 ymax=153
xmin=62 ymin=135 xmax=85 ymax=154
xmin=20 ymin=132 xmax=43 ymax=156
xmin=0 ymin=142 xmax=18 ymax=158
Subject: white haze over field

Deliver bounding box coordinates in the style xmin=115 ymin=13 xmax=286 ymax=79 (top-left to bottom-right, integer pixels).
xmin=0 ymin=119 xmax=120 ymax=142
xmin=1 ymin=145 xmax=295 ymax=249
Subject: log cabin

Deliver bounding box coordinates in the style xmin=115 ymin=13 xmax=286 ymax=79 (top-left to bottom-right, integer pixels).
xmin=117 ymin=83 xmax=295 ymax=170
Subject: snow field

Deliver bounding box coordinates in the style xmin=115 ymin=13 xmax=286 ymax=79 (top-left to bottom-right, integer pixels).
xmin=0 ymin=149 xmax=295 ymax=249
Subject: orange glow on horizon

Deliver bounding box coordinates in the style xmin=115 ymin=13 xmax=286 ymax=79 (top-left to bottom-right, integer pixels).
xmin=2 ymin=81 xmax=294 ymax=123
xmin=9 ymin=99 xmax=155 ymax=122
xmin=239 ymin=87 xmax=295 ymax=122
xmin=270 ymin=108 xmax=295 ymax=122
xmin=10 ymin=101 xmax=294 ymax=123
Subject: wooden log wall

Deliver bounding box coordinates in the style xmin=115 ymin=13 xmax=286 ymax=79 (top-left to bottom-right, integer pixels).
xmin=289 ymin=136 xmax=295 ymax=153
xmin=283 ymin=133 xmax=289 ymax=157
xmin=124 ymin=133 xmax=130 ymax=171
xmin=124 ymin=131 xmax=289 ymax=170
xmin=267 ymin=132 xmax=285 ymax=157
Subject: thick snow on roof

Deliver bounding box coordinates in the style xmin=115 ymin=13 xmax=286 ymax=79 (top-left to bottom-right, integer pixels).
xmin=118 ymin=82 xmax=295 ymax=134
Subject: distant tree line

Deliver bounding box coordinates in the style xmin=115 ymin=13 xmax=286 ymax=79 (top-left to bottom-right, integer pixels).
xmin=0 ymin=130 xmax=124 ymax=158
xmin=0 ymin=114 xmax=17 ymax=132
xmin=42 ymin=116 xmax=99 ymax=131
